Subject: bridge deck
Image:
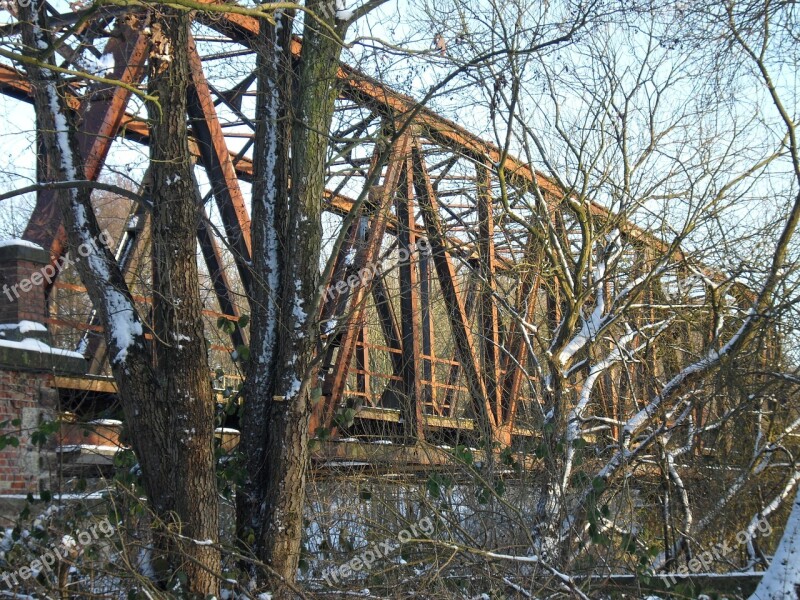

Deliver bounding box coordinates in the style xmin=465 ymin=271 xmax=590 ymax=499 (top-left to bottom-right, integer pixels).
xmin=53 ymin=375 xmax=540 ymax=438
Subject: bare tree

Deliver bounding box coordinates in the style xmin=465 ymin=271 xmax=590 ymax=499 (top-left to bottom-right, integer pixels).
xmin=236 ymin=1 xmax=398 ymax=591
xmin=404 ymin=0 xmax=800 ymax=585
xmin=16 ymin=2 xmax=221 ymax=594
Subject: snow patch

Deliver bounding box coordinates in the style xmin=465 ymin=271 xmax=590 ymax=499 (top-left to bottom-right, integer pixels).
xmin=57 ymin=444 xmax=121 ymax=453
xmin=0 ymin=239 xmax=45 ymax=251
xmin=137 ymin=544 xmax=156 ymax=580
xmin=75 ymin=51 xmax=115 ymax=76
xmin=88 ymin=419 xmax=122 ymax=426
xmin=18 ymin=320 xmax=47 ymax=334
xmin=0 ymin=321 xmax=47 ymax=334
xmin=0 ymin=338 xmax=84 ymax=359
xmin=335 ymin=0 xmax=354 ymax=20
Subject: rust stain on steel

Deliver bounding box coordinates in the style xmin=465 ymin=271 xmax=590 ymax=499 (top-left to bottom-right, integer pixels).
xmin=319 ymin=134 xmax=413 ymax=429
xmin=412 ymin=139 xmax=500 ymax=443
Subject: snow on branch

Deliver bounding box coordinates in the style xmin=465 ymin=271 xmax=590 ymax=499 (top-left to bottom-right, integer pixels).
xmin=25 ymin=3 xmax=145 ymax=368
xmin=748 ymin=488 xmax=800 ymax=600
xmin=622 ymin=311 xmax=753 ymax=442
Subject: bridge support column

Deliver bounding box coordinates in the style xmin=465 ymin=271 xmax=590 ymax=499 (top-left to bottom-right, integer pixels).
xmin=0 ymin=241 xmax=51 ymax=334
xmin=0 ymin=241 xmax=86 ymax=495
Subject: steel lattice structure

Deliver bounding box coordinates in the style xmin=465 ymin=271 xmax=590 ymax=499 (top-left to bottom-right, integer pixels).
xmin=0 ymin=2 xmax=746 ymax=449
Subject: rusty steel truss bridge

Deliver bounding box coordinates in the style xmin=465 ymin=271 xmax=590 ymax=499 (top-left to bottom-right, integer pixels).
xmin=0 ymin=2 xmax=718 ymax=453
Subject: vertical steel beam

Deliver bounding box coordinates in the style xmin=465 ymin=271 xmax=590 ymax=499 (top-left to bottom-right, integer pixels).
xmin=476 ymin=164 xmax=504 ymax=434
xmin=419 ymin=239 xmax=438 ymax=414
xmin=412 ymin=140 xmax=499 ymax=443
xmin=356 ymin=326 xmax=371 ymax=401
xmin=397 ymin=158 xmax=425 ymax=439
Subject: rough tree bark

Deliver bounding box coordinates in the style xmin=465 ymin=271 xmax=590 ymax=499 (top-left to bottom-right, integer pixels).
xmin=237 ymin=0 xmax=385 ymax=592
xmin=237 ymin=3 xmax=295 ymax=577
xmin=18 ymin=3 xmax=220 ymax=595
xmin=145 ymin=7 xmax=221 ymax=593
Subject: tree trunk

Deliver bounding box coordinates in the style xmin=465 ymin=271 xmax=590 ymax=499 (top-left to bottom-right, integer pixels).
xmin=19 ymin=4 xmax=220 ymax=595
xmin=237 ymin=4 xmax=294 ymax=571
xmin=145 ymin=7 xmax=221 ymax=595
xmin=237 ymin=2 xmax=355 ymax=593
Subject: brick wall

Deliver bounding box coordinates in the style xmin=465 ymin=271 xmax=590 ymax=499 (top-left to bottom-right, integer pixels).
xmin=0 ymin=243 xmax=51 ymax=328
xmin=0 ymin=241 xmax=66 ymax=495
xmin=0 ymin=369 xmax=56 ymax=494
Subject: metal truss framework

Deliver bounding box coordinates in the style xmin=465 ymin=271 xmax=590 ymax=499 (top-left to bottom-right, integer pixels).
xmin=0 ymin=2 xmax=727 ymax=447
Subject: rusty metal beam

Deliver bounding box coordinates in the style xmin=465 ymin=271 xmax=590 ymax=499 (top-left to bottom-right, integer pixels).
xmin=419 ymin=237 xmax=438 ymax=414
xmin=356 ymin=327 xmax=370 ymax=401
xmin=412 ymin=140 xmax=499 ymax=443
xmin=22 ymin=17 xmax=149 ymax=277
xmin=186 ymin=34 xmax=252 ymax=295
xmin=397 ymin=158 xmax=425 ymax=439
xmin=314 ymin=146 xmax=385 ymax=434
xmin=476 ymin=164 xmax=504 ymax=436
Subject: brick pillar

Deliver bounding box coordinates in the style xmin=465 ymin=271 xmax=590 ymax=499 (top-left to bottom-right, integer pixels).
xmin=0 ymin=240 xmax=51 ymax=339
xmin=0 ymin=370 xmax=57 ymax=494
xmin=0 ymin=240 xmax=84 ymax=495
